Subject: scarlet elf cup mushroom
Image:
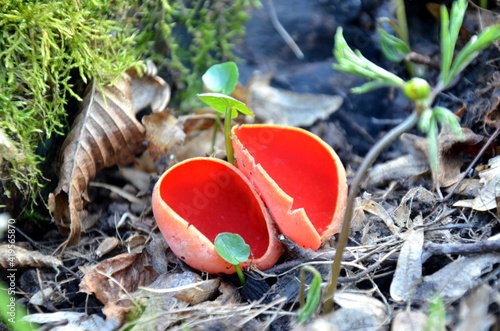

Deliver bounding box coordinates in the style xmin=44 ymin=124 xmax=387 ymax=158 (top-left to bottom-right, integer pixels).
xmin=231 ymin=124 xmax=348 ymax=250
xmin=152 ymin=157 xmax=282 ymax=274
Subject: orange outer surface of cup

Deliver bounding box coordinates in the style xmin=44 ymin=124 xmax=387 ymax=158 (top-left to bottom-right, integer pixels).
xmin=231 ymin=124 xmax=348 ymax=250
xmin=152 ymin=157 xmax=282 ymax=274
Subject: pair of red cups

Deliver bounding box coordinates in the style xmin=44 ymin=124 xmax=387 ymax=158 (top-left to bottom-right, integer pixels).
xmin=152 ymin=124 xmax=348 ymax=274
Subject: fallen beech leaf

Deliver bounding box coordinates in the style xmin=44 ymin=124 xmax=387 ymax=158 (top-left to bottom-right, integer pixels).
xmin=49 ymin=75 xmax=146 ymax=248
xmin=0 ymin=244 xmax=61 ymax=269
xmin=129 ymin=60 xmax=171 ymax=113
xmin=454 ymin=155 xmax=500 ymax=211
xmin=247 ymin=72 xmax=343 ymax=126
xmin=79 ymin=249 xmax=157 ymax=322
xmin=390 ymin=219 xmax=424 ymax=303
xmin=436 ymin=127 xmax=484 ymax=187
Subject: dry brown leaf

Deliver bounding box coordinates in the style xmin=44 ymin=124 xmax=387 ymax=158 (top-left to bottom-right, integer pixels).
xmin=49 ymin=74 xmax=146 ymax=249
xmin=454 ymin=155 xmax=500 ymax=211
xmin=436 ymin=127 xmax=484 ymax=187
xmin=0 ymin=244 xmax=61 ymax=269
xmin=129 ymin=60 xmax=171 ymax=113
xmin=142 ymin=110 xmax=186 ymax=170
xmin=390 ymin=218 xmax=424 ymax=303
xmin=79 ymin=251 xmax=158 ymax=322
xmin=247 ymin=71 xmax=343 ymax=126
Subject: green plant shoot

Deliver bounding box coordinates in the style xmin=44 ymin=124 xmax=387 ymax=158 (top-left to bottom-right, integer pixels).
xmin=202 ymin=62 xmax=239 ymax=95
xmin=201 ymin=62 xmax=241 ymax=155
xmin=325 ymin=0 xmax=500 ymax=314
xmin=198 ymin=93 xmax=254 ymax=164
xmin=214 ymin=232 xmax=250 ymax=285
xmin=425 ymin=296 xmax=446 ymax=331
xmin=297 ymin=266 xmax=322 ymax=324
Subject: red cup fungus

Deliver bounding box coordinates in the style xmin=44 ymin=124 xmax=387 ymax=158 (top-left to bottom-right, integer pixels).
xmin=152 ymin=157 xmax=282 ymax=274
xmin=231 ymin=124 xmax=348 ymax=250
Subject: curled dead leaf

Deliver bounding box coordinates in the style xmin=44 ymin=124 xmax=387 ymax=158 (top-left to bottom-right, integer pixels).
xmin=129 ymin=60 xmax=171 ymax=113
xmin=49 ymin=74 xmax=146 ymax=249
xmin=79 ymin=251 xmax=158 ymax=322
xmin=142 ymin=111 xmax=186 ymax=170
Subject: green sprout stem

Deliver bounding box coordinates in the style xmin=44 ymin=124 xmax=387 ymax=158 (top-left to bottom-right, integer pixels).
xmin=234 ymin=264 xmax=246 ymax=286
xmin=224 ymin=107 xmax=235 ymax=164
xmin=323 ymin=111 xmax=420 ymax=313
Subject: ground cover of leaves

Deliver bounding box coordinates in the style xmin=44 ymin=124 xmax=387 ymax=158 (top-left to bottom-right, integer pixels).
xmin=1 ymin=1 xmax=500 ymax=330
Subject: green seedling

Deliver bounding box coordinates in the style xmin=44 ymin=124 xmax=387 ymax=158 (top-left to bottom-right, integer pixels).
xmin=202 ymin=62 xmax=239 ymax=95
xmin=214 ymin=232 xmax=251 ymax=285
xmin=324 ymin=0 xmax=500 ymax=313
xmin=425 ymin=296 xmax=446 ymax=331
xmin=198 ymin=91 xmax=254 ymax=165
xmin=200 ymin=62 xmax=240 ymax=155
xmin=297 ymin=266 xmax=322 ymax=324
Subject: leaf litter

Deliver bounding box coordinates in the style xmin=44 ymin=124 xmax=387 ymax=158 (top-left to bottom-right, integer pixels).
xmin=7 ymin=5 xmax=500 ymax=331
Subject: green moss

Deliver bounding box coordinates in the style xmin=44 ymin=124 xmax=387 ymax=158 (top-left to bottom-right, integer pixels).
xmin=0 ymin=0 xmax=258 ymax=208
xmin=134 ymin=0 xmax=260 ymax=110
xmin=0 ymin=0 xmax=141 ymax=203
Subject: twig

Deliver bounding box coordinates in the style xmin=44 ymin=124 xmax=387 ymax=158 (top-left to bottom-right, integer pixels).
xmin=323 ymin=111 xmax=420 ymax=313
xmin=265 ymin=0 xmax=304 ymax=59
xmin=424 ymin=239 xmax=500 ymax=255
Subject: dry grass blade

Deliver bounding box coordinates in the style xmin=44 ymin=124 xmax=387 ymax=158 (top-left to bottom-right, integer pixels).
xmin=49 ymin=74 xmax=146 ymax=250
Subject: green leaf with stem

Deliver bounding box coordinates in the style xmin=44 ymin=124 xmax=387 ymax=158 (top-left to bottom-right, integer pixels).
xmin=197 ymin=93 xmax=253 ymax=118
xmin=202 ymin=61 xmax=239 ymax=95
xmin=297 ymin=266 xmax=322 ymax=324
xmin=198 ymin=93 xmax=254 ymax=164
xmin=214 ymin=232 xmax=250 ymax=286
xmin=334 ymin=28 xmax=405 ymax=93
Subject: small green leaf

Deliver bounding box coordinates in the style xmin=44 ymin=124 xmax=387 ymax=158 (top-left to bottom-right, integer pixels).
xmin=297 ymin=266 xmax=322 ymax=324
xmin=378 ymin=27 xmax=410 ymax=62
xmin=432 ymin=106 xmax=463 ymax=138
xmin=202 ymin=61 xmax=239 ymax=95
xmin=198 ymin=93 xmax=254 ymax=118
xmin=214 ymin=232 xmax=250 ymax=265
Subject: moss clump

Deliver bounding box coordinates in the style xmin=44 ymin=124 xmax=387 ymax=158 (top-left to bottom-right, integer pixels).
xmin=0 ymin=0 xmax=258 ymax=209
xmin=0 ymin=0 xmax=141 ymax=204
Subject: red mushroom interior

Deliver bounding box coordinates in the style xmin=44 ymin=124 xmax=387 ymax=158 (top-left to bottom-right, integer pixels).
xmin=234 ymin=126 xmax=341 ymax=236
xmin=159 ymin=159 xmax=269 ymax=258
